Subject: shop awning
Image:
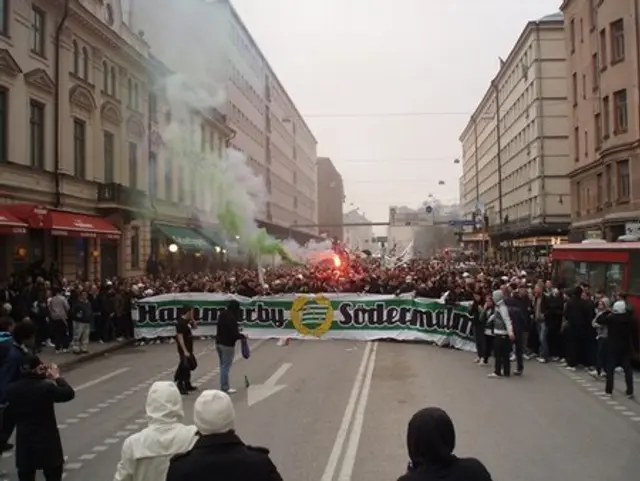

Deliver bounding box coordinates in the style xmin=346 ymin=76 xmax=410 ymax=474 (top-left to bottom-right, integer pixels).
xmin=0 ymin=208 xmax=28 ymax=234
xmin=198 ymin=226 xmax=225 ymax=247
xmin=5 ymin=204 xmax=120 ymax=239
xmin=155 ymin=224 xmax=214 ymax=252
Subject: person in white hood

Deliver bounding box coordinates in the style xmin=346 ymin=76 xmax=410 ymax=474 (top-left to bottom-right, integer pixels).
xmin=113 ymin=381 xmax=198 ymax=481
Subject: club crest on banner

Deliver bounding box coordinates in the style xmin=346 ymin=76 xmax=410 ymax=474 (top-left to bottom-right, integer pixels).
xmin=290 ymin=295 xmax=333 ymax=337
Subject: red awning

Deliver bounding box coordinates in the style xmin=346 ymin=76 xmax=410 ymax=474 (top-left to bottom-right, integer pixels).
xmin=5 ymin=204 xmax=121 ymax=239
xmin=0 ymin=208 xmax=28 ymax=234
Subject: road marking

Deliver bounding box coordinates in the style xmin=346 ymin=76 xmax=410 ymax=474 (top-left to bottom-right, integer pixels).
xmin=104 ymin=438 xmax=120 ymax=444
xmin=337 ymin=342 xmax=378 ymax=481
xmin=116 ymin=431 xmax=131 ymax=437
xmin=75 ymin=368 xmax=131 ymax=391
xmin=320 ymin=341 xmax=373 ymax=481
xmin=92 ymin=446 xmax=108 ymax=452
xmin=613 ymin=406 xmax=626 ymax=410
xmin=631 ymin=417 xmax=640 ymax=421
xmin=65 ymin=463 xmax=82 ymax=469
xmin=247 ymin=363 xmax=292 ymax=406
xmin=86 ymin=408 xmax=100 ymax=413
xmin=79 ymin=453 xmax=96 ymax=460
xmin=622 ymin=411 xmax=635 ymax=416
xmin=76 ymin=413 xmax=89 ymax=418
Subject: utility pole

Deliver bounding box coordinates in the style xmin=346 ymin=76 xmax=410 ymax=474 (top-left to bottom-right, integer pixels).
xmin=492 ymin=80 xmax=503 ymax=224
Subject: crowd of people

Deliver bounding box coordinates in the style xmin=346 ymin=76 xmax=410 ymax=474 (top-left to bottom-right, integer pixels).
xmin=0 ymin=253 xmax=638 ymax=479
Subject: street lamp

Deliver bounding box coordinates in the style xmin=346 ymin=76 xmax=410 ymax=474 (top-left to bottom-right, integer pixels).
xmin=168 ymin=243 xmax=178 ymax=253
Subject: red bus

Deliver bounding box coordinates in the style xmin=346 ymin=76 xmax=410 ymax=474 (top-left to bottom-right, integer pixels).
xmin=551 ymin=240 xmax=640 ymax=358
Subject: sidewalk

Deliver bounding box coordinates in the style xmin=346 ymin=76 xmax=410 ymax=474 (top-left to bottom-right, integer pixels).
xmin=38 ymin=340 xmax=135 ymax=370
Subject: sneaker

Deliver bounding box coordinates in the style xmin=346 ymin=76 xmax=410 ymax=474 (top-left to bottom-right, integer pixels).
xmin=537 ymin=358 xmax=548 ymax=363
xmin=627 ymin=393 xmax=635 ymax=400
xmin=488 ymin=373 xmax=501 ymax=378
xmin=565 ymin=366 xmax=576 ymax=371
xmin=186 ymin=385 xmax=198 ymax=392
xmin=510 ymin=354 xmax=516 ymax=362
xmin=603 ymin=392 xmax=612 ymax=398
xmin=587 ymin=369 xmax=598 ymax=377
xmin=473 ymin=357 xmax=480 ymax=363
xmin=226 ymin=388 xmax=237 ymax=394
xmin=514 ymin=370 xmax=523 ymax=376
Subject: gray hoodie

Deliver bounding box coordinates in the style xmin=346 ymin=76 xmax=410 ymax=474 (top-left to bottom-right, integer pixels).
xmin=490 ymin=290 xmax=514 ymax=337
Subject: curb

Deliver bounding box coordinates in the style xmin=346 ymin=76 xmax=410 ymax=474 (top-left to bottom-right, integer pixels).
xmin=58 ymin=340 xmax=136 ymax=371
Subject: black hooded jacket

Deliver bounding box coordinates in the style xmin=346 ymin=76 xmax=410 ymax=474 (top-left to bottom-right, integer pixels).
xmin=398 ymin=407 xmax=492 ymax=481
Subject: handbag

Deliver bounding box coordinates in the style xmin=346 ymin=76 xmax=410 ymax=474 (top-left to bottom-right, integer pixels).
xmin=241 ymin=337 xmax=250 ymax=359
xmin=183 ymin=354 xmax=198 ymax=371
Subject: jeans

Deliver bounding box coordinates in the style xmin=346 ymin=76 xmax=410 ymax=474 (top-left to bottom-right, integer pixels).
xmin=73 ymin=323 xmax=90 ymax=352
xmin=513 ymin=330 xmax=525 ymax=372
xmin=216 ymin=344 xmax=236 ymax=391
xmin=493 ymin=336 xmax=511 ymax=376
xmin=605 ymin=349 xmax=634 ymax=396
xmin=595 ymin=337 xmax=607 ymax=375
xmin=537 ymin=322 xmax=549 ymax=360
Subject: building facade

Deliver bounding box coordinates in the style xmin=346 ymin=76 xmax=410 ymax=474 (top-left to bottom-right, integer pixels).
xmin=316 ymin=157 xmax=344 ymax=241
xmin=458 ymin=12 xmax=571 ymax=258
xmin=0 ymin=0 xmax=234 ymax=280
xmin=561 ymin=0 xmax=640 ymax=241
xmin=124 ymin=0 xmax=319 ymax=242
xmin=343 ymin=209 xmax=373 ymax=252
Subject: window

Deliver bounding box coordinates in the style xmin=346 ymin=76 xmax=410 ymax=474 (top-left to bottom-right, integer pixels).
xmin=610 ymin=19 xmax=625 ymax=63
xmin=581 ymin=74 xmax=586 ymax=99
xmin=73 ymin=119 xmax=86 ymax=178
xmin=596 ymin=173 xmax=602 ymax=207
xmin=595 ymin=113 xmax=601 ymax=149
xmin=103 ymin=131 xmax=114 ymax=183
xmin=72 ymin=41 xmax=79 ymax=75
xmin=584 ymin=129 xmax=588 ymax=157
xmin=102 ymin=61 xmax=108 ymax=92
xmin=571 ymin=73 xmax=577 ymax=105
xmin=579 ymin=18 xmax=584 ymax=42
xmin=613 ymin=89 xmax=628 ymax=133
xmin=130 ymin=226 xmax=140 ymax=269
xmin=605 ymin=264 xmax=623 ymax=296
xmin=82 ymin=47 xmax=89 ymax=80
xmin=570 ymin=18 xmax=575 ymax=52
xmin=0 ymin=0 xmax=8 ymax=36
xmin=29 ymin=100 xmax=44 ymax=169
xmin=177 ymin=169 xmax=184 ymax=202
xmin=617 ymin=159 xmax=630 ymax=199
xmin=148 ymin=92 xmax=157 ymax=122
xmin=134 ymin=83 xmax=139 ymax=110
xmin=575 ymin=181 xmax=581 ymax=212
xmin=31 ymin=7 xmax=45 ymax=56
xmin=591 ymin=53 xmax=599 ymax=90
xmin=128 ymin=142 xmax=137 ymax=189
xmin=110 ymin=66 xmax=116 ymax=97
xmin=0 ymin=88 xmax=7 ymax=162
xmin=573 ymin=126 xmax=579 ymax=162
xmin=605 ymin=163 xmax=612 ymax=202
xmin=165 ymin=156 xmax=173 ymax=200
xmin=602 ymin=96 xmax=610 ymax=137
xmin=148 ymin=151 xmax=157 ymax=198
xmin=599 ymin=28 xmax=607 ymax=68
xmin=127 ymin=78 xmax=132 ymax=106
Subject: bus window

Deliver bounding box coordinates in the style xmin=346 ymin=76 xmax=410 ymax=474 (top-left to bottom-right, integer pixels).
xmin=557 ymin=260 xmax=576 ymax=288
xmin=605 ymin=263 xmax=623 ymax=296
xmin=588 ymin=263 xmax=606 ymax=290
xmin=629 ymin=252 xmax=640 ymax=294
xmin=576 ymin=262 xmax=589 ymax=285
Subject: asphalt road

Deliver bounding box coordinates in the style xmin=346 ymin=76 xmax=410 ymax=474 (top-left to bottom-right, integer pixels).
xmin=1 ymin=339 xmax=639 ymax=481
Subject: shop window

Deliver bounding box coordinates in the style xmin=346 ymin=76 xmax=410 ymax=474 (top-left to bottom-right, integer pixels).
xmin=75 ymin=238 xmax=89 ymax=281
xmin=131 ymin=226 xmax=140 ymax=269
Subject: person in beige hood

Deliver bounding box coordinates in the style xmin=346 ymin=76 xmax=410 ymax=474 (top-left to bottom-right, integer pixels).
xmin=113 ymin=381 xmax=198 ymax=481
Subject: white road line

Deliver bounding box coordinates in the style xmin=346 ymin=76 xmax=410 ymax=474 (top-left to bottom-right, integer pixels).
xmin=320 ymin=341 xmax=373 ymax=481
xmin=337 ymin=342 xmax=378 ymax=481
xmin=621 ymin=411 xmax=635 ymax=416
xmin=92 ymin=446 xmax=108 ymax=452
xmin=79 ymin=453 xmax=96 ymax=460
xmin=104 ymin=438 xmax=120 ymax=444
xmin=75 ymin=368 xmax=131 ymax=391
xmin=65 ymin=463 xmax=82 ymax=469
xmin=631 ymin=417 xmax=640 ymax=421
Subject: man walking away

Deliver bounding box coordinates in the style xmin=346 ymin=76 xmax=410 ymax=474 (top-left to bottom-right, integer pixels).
xmin=113 ymin=381 xmax=197 ymax=481
xmin=71 ymin=291 xmax=92 ymax=354
xmin=504 ymin=287 xmax=527 ymax=375
xmin=215 ymin=301 xmax=246 ymax=394
xmin=175 ymin=306 xmax=196 ymax=395
xmin=48 ymin=289 xmax=69 ymax=353
xmin=597 ymin=300 xmax=635 ymax=399
xmin=533 ymin=286 xmax=549 ymax=363
xmin=166 ymin=390 xmax=282 ymax=481
xmin=488 ymin=290 xmax=515 ymax=379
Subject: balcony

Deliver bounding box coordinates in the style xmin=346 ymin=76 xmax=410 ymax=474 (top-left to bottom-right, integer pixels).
xmin=97 ymin=183 xmax=149 ymax=210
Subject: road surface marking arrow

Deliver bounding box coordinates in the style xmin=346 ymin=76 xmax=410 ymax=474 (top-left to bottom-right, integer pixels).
xmin=247 ymin=363 xmax=292 ymax=406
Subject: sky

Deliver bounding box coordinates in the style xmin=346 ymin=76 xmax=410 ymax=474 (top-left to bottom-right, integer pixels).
xmin=230 ymin=0 xmax=562 ymax=227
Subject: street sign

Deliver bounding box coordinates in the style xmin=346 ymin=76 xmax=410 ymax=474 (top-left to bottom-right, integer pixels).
xmin=448 ymin=219 xmax=476 ymax=227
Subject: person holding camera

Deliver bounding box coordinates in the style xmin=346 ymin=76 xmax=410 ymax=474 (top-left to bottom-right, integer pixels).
xmin=6 ymin=356 xmax=75 ymax=481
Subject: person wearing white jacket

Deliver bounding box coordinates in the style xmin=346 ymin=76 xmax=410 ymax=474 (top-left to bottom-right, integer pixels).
xmin=113 ymin=381 xmax=198 ymax=481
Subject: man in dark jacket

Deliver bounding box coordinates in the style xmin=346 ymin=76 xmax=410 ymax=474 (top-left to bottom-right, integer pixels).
xmin=597 ymin=300 xmax=635 ymax=398
xmin=0 ymin=320 xmax=36 ymax=452
xmin=215 ymin=301 xmax=245 ymax=394
xmin=504 ymin=287 xmax=528 ymax=375
xmin=6 ymin=355 xmax=75 ymax=481
xmin=167 ymin=390 xmax=282 ymax=481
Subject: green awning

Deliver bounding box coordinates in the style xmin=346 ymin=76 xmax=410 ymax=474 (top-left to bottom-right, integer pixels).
xmin=198 ymin=226 xmax=225 ymax=247
xmin=155 ymin=224 xmax=213 ymax=252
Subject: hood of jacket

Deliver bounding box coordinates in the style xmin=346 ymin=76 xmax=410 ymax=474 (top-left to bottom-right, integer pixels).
xmin=126 ymin=381 xmax=198 ymax=460
xmin=0 ymin=332 xmax=12 ymax=343
xmin=492 ymin=290 xmax=504 ymax=305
